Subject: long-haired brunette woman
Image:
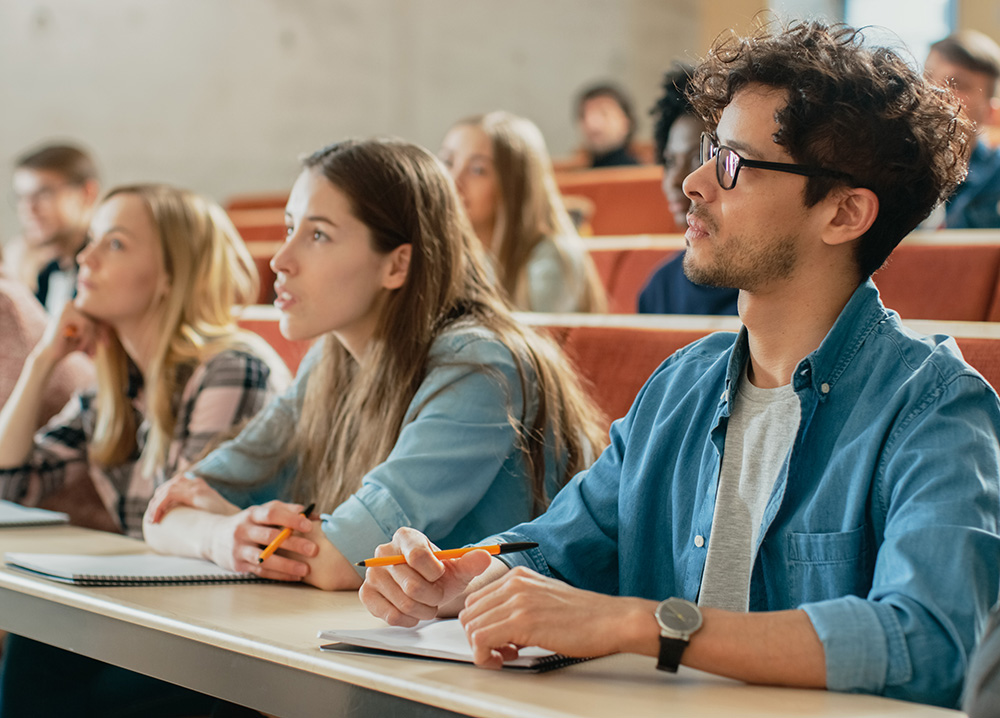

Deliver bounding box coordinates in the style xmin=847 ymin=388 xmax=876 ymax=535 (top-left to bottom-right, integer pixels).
xmin=142 ymin=138 xmax=607 ymax=595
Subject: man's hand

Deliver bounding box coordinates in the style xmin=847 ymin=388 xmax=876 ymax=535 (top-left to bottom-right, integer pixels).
xmin=359 ymin=527 xmax=498 ymax=626
xmin=458 ymin=566 xmax=658 ymax=668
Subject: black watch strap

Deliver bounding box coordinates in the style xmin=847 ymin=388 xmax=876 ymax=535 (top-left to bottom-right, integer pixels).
xmin=657 ymin=635 xmax=687 ymax=673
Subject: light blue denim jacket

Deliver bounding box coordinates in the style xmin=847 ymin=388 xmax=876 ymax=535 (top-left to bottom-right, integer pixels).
xmin=493 ymin=280 xmax=1000 ymax=708
xmin=192 ymin=324 xmax=561 ymax=574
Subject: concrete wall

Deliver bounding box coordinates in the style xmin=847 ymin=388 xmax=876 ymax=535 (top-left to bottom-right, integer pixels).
xmin=0 ymin=0 xmax=697 ymax=240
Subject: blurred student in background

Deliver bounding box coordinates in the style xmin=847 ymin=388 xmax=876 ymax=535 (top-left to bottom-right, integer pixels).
xmin=7 ymin=144 xmax=100 ymax=311
xmin=576 ymin=83 xmax=641 ymax=167
xmin=924 ymin=30 xmax=1000 ymax=228
xmin=439 ymin=111 xmax=606 ymax=312
xmin=0 ymin=260 xmax=97 ymax=525
xmin=637 ymin=65 xmax=739 ymax=315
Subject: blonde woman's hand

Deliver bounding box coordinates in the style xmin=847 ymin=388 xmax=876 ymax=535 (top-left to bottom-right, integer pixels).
xmin=207 ymin=500 xmax=318 ymax=581
xmin=33 ymin=301 xmax=105 ymax=367
xmin=145 ymin=474 xmax=240 ymax=524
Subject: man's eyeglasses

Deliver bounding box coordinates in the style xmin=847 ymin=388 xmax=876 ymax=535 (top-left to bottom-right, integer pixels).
xmin=700 ymin=133 xmax=851 ymax=190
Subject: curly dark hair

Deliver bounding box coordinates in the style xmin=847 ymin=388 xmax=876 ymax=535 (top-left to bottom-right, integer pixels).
xmin=688 ymin=20 xmax=974 ymax=279
xmin=651 ymin=64 xmax=696 ymax=163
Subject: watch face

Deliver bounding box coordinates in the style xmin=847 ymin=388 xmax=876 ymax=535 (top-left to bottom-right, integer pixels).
xmin=656 ymin=597 xmax=703 ymax=635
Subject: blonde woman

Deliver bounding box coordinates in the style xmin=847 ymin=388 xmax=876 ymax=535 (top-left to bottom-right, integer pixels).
xmin=0 ymin=185 xmax=289 ymax=536
xmin=142 ymin=138 xmax=606 ymax=598
xmin=0 ymin=185 xmax=290 ymax=717
xmin=439 ymin=111 xmax=607 ymax=312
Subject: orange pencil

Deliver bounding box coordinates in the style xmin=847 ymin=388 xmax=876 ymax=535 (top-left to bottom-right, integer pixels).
xmin=355 ymin=542 xmax=538 ymax=568
xmin=257 ymin=502 xmax=315 ymax=564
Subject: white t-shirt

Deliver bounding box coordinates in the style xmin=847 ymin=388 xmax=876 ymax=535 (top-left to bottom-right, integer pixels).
xmin=698 ymin=365 xmax=801 ymax=612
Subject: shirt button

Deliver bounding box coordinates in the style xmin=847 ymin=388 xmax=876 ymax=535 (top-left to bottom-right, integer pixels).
xmin=694 ymin=535 xmax=705 ymax=548
xmin=820 ymin=382 xmax=830 ymax=394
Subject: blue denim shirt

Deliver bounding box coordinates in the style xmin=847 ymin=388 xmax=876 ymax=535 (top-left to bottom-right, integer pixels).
xmin=192 ymin=325 xmax=561 ymax=575
xmin=493 ymin=279 xmax=1000 ymax=708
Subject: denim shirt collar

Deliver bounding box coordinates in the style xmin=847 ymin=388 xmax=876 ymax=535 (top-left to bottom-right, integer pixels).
xmin=723 ymin=278 xmax=889 ymax=401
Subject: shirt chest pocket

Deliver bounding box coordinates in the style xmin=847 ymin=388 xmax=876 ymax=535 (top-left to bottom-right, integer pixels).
xmin=786 ymin=525 xmax=875 ymax=604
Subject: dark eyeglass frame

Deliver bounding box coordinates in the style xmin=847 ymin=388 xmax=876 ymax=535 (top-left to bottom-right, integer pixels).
xmin=700 ymin=133 xmax=851 ymax=190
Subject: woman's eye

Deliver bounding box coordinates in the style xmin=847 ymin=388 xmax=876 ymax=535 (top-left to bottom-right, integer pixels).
xmin=285 ymin=225 xmax=294 ymax=237
xmin=109 ymin=238 xmax=124 ymax=251
xmin=313 ymin=230 xmax=329 ymax=242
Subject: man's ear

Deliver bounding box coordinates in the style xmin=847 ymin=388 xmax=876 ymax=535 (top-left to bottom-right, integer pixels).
xmin=822 ymin=187 xmax=879 ymax=247
xmin=382 ymin=243 xmax=411 ymax=290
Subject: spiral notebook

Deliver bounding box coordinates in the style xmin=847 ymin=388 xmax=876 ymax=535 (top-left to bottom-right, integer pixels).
xmin=4 ymin=552 xmax=264 ymax=587
xmin=319 ymin=618 xmax=590 ymax=672
xmin=0 ymin=501 xmax=69 ymax=528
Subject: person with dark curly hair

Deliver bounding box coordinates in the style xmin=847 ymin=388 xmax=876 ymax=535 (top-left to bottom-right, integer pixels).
xmin=637 ymin=64 xmax=739 ymax=314
xmin=358 ymin=20 xmax=1000 ymax=709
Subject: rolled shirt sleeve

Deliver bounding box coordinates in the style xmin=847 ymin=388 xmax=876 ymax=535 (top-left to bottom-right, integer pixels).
xmin=803 ymin=372 xmax=1000 ymax=705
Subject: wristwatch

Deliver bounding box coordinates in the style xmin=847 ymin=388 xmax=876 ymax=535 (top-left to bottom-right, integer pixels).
xmin=654 ymin=597 xmax=703 ymax=672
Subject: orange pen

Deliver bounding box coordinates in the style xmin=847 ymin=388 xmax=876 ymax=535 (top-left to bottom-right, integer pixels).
xmin=355 ymin=542 xmax=538 ymax=567
xmin=257 ymin=503 xmax=315 ymax=564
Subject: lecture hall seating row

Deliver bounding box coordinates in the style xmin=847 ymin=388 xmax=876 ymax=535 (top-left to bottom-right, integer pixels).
xmin=246 ymin=230 xmax=1000 ymax=323
xmin=237 ymin=307 xmax=1000 ymax=432
xmin=225 ymin=163 xmax=678 ymax=237
xmin=587 ymin=231 xmax=1000 ymax=319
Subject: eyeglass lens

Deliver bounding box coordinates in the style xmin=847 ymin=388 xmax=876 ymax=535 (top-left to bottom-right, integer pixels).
xmin=700 ymin=134 xmax=740 ymax=190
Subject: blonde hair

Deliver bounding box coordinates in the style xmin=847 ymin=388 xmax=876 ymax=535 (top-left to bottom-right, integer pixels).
xmin=90 ymin=184 xmax=283 ymax=476
xmin=289 ymin=139 xmax=606 ymax=514
xmin=455 ymin=111 xmax=607 ymax=312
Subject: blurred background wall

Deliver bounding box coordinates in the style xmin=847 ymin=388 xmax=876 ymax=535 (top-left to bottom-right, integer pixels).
xmin=1 ymin=0 xmax=995 ymax=240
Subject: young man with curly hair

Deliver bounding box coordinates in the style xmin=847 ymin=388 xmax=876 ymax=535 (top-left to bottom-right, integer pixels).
xmin=359 ymin=21 xmax=1000 ymax=708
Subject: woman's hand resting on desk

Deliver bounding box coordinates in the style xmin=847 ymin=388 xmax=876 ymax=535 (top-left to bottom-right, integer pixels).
xmin=204 ymin=500 xmax=318 ymax=581
xmin=145 ymin=480 xmax=362 ymax=590
xmin=145 ymin=474 xmax=241 ymax=523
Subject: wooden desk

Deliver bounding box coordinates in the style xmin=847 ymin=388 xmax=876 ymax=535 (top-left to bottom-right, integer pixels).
xmin=0 ymin=526 xmax=960 ymax=718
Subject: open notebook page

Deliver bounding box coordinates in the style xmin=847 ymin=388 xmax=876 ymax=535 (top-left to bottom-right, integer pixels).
xmin=319 ymin=618 xmax=586 ymax=671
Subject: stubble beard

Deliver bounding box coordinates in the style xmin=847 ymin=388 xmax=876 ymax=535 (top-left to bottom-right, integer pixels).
xmin=682 ymin=220 xmax=798 ymax=292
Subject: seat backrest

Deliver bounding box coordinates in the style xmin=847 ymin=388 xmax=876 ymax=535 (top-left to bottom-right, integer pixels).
xmin=558 ymin=324 xmax=719 ymax=426
xmin=874 ymin=243 xmax=1000 ymax=321
xmin=585 ymin=237 xmax=685 ymax=314
xmin=556 ymin=166 xmax=677 ymax=236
